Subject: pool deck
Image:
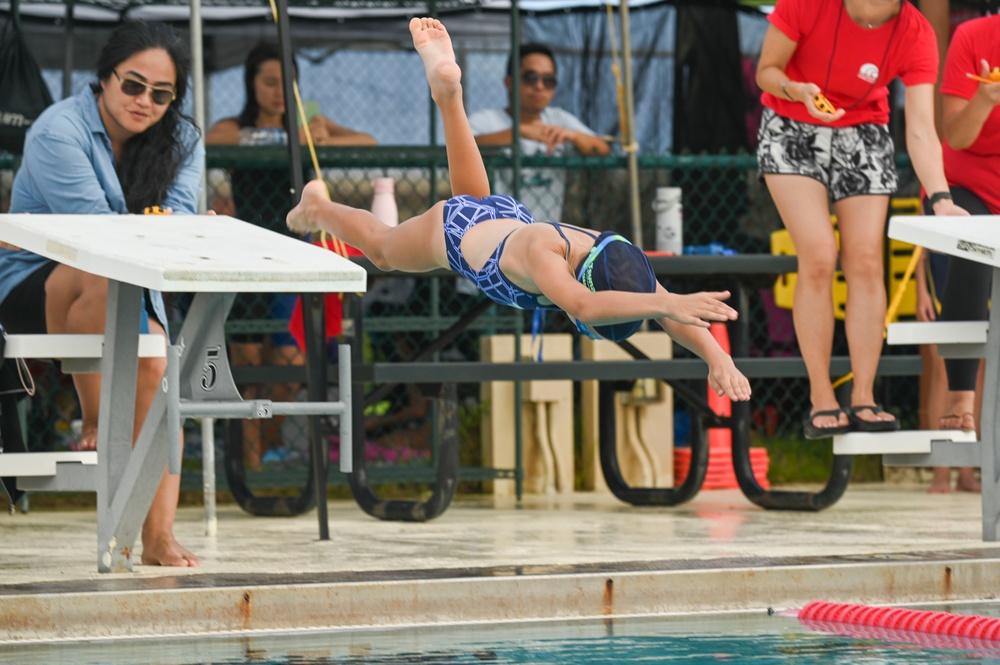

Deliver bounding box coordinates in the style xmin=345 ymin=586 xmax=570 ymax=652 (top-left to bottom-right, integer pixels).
xmin=2 ymin=482 xmax=999 ymax=643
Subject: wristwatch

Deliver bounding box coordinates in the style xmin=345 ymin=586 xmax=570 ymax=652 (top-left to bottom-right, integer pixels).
xmin=928 ymin=191 xmax=953 ymax=209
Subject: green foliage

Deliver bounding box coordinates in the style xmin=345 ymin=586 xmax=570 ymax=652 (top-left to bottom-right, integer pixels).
xmin=752 ymin=432 xmax=884 ymax=485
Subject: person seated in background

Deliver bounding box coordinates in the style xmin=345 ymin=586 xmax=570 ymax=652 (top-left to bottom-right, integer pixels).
xmin=206 ymin=42 xmax=377 ymax=148
xmin=205 ymin=43 xmax=376 ymax=470
xmin=469 ymin=42 xmax=610 ymax=226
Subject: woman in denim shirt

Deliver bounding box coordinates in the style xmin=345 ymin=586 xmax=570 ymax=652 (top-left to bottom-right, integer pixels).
xmin=0 ymin=21 xmax=203 ymax=567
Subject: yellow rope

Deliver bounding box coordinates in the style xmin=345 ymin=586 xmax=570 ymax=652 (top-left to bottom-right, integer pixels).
xmin=605 ymin=3 xmax=628 ymax=146
xmin=830 ymin=246 xmax=923 ymax=389
xmin=268 ymin=0 xmax=348 ymax=259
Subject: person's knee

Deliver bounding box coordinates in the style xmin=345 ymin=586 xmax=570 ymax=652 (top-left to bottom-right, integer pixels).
xmin=841 ymin=251 xmax=883 ymax=284
xmin=366 ymin=245 xmax=393 ymax=271
xmin=52 ymin=268 xmax=108 ymax=300
xmin=797 ymin=253 xmax=838 ymax=284
xmin=47 ymin=267 xmax=110 ymax=326
xmin=137 ymin=356 xmax=168 ymax=393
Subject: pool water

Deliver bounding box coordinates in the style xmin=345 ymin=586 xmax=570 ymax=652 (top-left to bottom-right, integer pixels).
xmin=5 ymin=603 xmax=1000 ymax=665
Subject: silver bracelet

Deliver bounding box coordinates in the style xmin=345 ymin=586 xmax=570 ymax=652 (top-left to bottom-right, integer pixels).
xmin=780 ymin=80 xmax=794 ymax=101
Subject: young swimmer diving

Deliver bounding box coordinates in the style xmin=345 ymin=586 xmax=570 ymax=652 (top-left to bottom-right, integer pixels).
xmin=287 ymin=17 xmax=751 ymax=402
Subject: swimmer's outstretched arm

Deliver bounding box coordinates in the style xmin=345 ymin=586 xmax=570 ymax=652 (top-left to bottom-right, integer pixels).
xmin=522 ymin=246 xmax=738 ymax=328
xmin=656 ymin=313 xmax=751 ymax=402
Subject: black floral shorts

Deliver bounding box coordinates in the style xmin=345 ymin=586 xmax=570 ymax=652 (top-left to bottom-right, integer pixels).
xmin=756 ymin=107 xmax=898 ymax=201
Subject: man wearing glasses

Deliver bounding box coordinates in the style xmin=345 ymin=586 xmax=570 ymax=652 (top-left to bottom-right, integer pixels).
xmin=469 ymin=43 xmax=610 ymax=226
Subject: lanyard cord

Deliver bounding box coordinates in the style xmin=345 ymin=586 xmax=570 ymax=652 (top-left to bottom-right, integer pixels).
xmin=823 ymin=0 xmax=902 ymax=112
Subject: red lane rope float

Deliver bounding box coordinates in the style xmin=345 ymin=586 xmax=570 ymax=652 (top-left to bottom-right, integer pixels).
xmin=800 ymin=617 xmax=1000 ymax=652
xmin=799 ymin=601 xmax=1000 ymax=642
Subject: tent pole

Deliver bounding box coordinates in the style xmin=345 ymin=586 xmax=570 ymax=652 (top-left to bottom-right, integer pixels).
xmin=62 ymin=0 xmax=75 ymax=100
xmin=618 ymin=0 xmax=642 ymax=248
xmin=190 ymin=0 xmax=207 ymax=214
xmin=273 ymin=0 xmax=331 ymax=543
xmin=510 ymin=0 xmax=521 ymax=201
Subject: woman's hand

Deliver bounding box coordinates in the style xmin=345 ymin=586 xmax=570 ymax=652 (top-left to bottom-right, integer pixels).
xmin=662 ymin=291 xmax=738 ymax=327
xmin=973 ymin=59 xmax=1000 ymax=107
xmin=915 ymin=277 xmax=937 ymax=322
xmin=795 ymin=81 xmax=847 ymax=123
xmin=932 ymin=198 xmax=969 ymax=217
xmin=299 ymin=116 xmax=331 ymax=145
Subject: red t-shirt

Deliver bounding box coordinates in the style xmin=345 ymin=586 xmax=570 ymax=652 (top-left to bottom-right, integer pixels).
xmin=940 ymin=15 xmax=1000 ymax=215
xmin=762 ymin=0 xmax=938 ymax=127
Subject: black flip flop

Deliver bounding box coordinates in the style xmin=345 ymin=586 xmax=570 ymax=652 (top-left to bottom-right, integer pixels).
xmin=804 ymin=409 xmax=851 ymax=440
xmin=848 ymin=404 xmax=900 ymax=433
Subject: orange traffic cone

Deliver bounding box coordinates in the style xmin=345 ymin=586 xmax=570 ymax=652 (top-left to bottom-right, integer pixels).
xmin=700 ymin=323 xmax=770 ymax=490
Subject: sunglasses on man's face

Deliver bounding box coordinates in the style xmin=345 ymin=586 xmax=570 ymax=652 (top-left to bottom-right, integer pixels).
xmin=113 ymin=69 xmax=176 ymax=106
xmin=520 ymin=70 xmax=557 ymax=90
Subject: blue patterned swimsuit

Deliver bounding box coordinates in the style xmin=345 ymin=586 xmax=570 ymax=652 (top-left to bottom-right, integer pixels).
xmin=443 ymin=194 xmax=594 ymax=310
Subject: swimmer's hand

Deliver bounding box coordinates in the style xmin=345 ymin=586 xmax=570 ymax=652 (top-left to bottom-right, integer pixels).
xmin=708 ymin=354 xmax=752 ymax=402
xmin=663 ymin=290 xmax=738 ymax=328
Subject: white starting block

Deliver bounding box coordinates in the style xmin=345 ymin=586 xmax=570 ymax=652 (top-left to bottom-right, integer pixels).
xmin=889 ymin=214 xmax=1000 ymax=541
xmin=0 ymin=212 xmax=365 ymax=572
xmin=886 ymin=321 xmax=987 ymax=358
xmin=833 ymin=429 xmax=979 ymax=468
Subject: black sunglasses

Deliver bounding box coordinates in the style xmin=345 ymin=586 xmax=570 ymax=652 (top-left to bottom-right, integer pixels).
xmin=520 ymin=70 xmax=557 ymax=90
xmin=113 ymin=69 xmax=176 ymax=106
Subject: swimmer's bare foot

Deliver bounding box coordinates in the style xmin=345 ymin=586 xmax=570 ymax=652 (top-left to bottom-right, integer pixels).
xmin=409 ymin=17 xmax=461 ymax=102
xmin=286 ymin=179 xmax=328 ymax=234
xmin=141 ymin=530 xmax=200 ymax=567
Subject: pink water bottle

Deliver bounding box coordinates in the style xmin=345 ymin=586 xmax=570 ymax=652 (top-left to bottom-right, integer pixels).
xmin=370 ymin=177 xmax=398 ymax=227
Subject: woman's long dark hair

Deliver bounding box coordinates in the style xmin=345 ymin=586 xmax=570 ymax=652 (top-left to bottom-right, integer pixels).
xmin=236 ymin=43 xmax=296 ymax=129
xmin=93 ymin=21 xmax=197 ymax=213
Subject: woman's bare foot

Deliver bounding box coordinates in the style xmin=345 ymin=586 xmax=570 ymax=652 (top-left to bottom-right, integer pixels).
xmin=928 ymin=467 xmax=952 ymax=494
xmin=941 ymin=391 xmax=976 ymax=431
xmin=286 ymin=179 xmax=329 ymax=234
xmin=141 ymin=530 xmax=200 ymax=567
xmin=956 ymin=467 xmax=981 ymax=493
xmin=939 ymin=412 xmax=976 ymax=432
xmin=409 ymin=17 xmax=462 ymax=102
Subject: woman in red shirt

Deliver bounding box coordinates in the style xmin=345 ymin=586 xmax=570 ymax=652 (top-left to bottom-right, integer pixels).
xmin=756 ymin=0 xmax=968 ymax=439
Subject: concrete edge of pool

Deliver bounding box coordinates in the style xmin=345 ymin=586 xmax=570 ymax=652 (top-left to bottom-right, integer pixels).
xmin=2 ymin=552 xmax=999 ymax=644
